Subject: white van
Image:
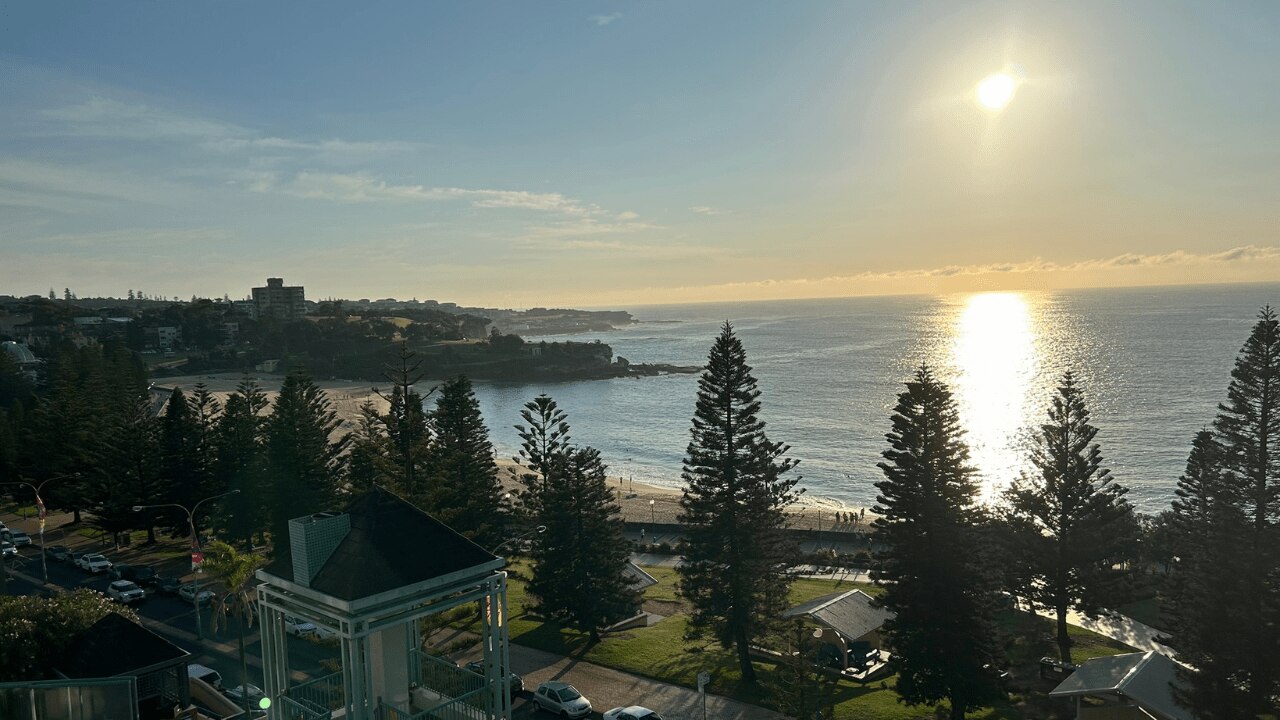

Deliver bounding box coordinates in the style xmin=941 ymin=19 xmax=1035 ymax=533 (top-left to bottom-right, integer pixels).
xmin=187 ymin=663 xmax=223 ymax=691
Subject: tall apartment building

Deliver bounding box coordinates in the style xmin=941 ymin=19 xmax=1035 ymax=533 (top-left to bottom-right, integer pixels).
xmin=252 ymin=277 xmax=306 ymax=322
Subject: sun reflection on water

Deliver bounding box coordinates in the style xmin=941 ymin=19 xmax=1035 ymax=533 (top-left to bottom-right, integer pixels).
xmin=947 ymin=292 xmax=1041 ymax=500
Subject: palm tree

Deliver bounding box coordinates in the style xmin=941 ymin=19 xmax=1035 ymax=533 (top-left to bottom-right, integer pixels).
xmin=204 ymin=540 xmax=263 ymax=716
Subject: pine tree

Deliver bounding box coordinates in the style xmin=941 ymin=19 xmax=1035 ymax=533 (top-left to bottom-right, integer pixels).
xmin=264 ymin=370 xmax=348 ymax=558
xmin=677 ymin=322 xmax=800 ymax=684
xmin=524 ymin=446 xmax=637 ymax=640
xmin=873 ymin=366 xmax=1004 ymax=720
xmin=1166 ymin=307 xmax=1280 ymax=716
xmin=347 ymin=400 xmax=391 ymax=492
xmin=1003 ymin=371 xmax=1136 ymax=663
xmin=1163 ymin=431 xmax=1249 ymax=716
xmin=378 ymin=343 xmax=432 ymax=497
xmin=215 ymin=377 xmax=269 ymax=546
xmin=426 ymin=376 xmax=504 ymax=547
xmin=160 ymin=389 xmax=201 ymax=524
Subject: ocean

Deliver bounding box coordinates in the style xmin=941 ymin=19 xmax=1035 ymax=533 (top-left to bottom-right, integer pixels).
xmin=465 ymin=283 xmax=1280 ymax=514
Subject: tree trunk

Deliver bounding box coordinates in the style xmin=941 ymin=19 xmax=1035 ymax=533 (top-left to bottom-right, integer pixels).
xmin=72 ymin=508 xmax=82 ymax=523
xmin=735 ymin=627 xmax=756 ymax=683
xmin=949 ymin=696 xmax=967 ymax=720
xmin=238 ymin=621 xmax=250 ymax=716
xmin=1056 ymin=604 xmax=1072 ymax=664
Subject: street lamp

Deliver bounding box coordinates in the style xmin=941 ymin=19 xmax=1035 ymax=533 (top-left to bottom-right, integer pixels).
xmin=3 ymin=473 xmax=80 ymax=583
xmin=133 ymin=489 xmax=240 ymax=640
xmin=649 ymin=499 xmax=655 ymax=524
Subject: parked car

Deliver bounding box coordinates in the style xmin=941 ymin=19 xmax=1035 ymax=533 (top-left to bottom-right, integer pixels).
xmin=178 ymin=584 xmax=214 ymax=605
xmin=8 ymin=530 xmax=32 ymax=547
xmin=76 ymin=553 xmax=113 ymax=573
xmin=283 ymin=616 xmax=318 ymax=637
xmin=107 ymin=580 xmax=146 ymax=604
xmin=225 ymin=684 xmax=266 ymax=703
xmin=47 ymin=545 xmax=71 ymax=562
xmin=113 ymin=564 xmax=158 ymax=585
xmin=464 ymin=661 xmax=524 ymax=694
xmin=533 ymin=682 xmax=591 ymax=719
xmin=604 ymin=707 xmax=664 ymax=720
xmin=187 ymin=663 xmax=223 ymax=691
xmin=155 ymin=575 xmax=183 ymax=595
xmin=1 ymin=541 xmax=15 ymax=559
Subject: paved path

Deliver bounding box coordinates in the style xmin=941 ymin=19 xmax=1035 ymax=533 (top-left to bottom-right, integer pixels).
xmin=1030 ymin=605 xmax=1166 ymax=654
xmin=441 ymin=630 xmax=784 ymax=720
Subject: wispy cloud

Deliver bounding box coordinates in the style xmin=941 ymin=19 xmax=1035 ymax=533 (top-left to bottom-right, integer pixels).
xmin=591 ymin=12 xmax=622 ymax=26
xmin=690 ymin=205 xmax=727 ymax=216
xmin=0 ymin=159 xmax=186 ymax=212
xmin=666 ymin=245 xmax=1280 ymax=297
xmin=256 ymin=171 xmax=605 ymax=217
xmin=41 ymin=96 xmax=250 ymax=140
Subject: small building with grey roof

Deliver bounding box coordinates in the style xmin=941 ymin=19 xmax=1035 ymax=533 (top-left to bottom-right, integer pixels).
xmin=1048 ymin=650 xmax=1192 ymax=720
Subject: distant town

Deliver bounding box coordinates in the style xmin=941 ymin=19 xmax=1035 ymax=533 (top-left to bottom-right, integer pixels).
xmin=0 ymin=278 xmax=693 ymax=383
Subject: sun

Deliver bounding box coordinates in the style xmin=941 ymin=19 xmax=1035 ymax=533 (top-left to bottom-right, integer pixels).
xmin=977 ymin=73 xmax=1017 ymax=110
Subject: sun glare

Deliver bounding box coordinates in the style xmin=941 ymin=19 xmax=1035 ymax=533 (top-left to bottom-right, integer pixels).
xmin=950 ymin=292 xmax=1039 ymax=499
xmin=977 ymin=73 xmax=1017 ymax=110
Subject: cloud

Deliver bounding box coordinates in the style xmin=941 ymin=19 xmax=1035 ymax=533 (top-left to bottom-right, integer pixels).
xmin=616 ymin=210 xmax=639 ymax=220
xmin=690 ymin=205 xmax=727 ymax=215
xmin=256 ymin=171 xmax=604 ymax=217
xmin=650 ymin=245 xmax=1280 ymax=298
xmin=0 ymin=159 xmax=186 ymax=212
xmin=41 ymin=96 xmax=250 ymax=140
xmin=591 ymin=12 xmax=622 ymax=26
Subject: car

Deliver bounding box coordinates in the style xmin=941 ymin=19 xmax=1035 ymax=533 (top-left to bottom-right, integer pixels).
xmin=155 ymin=575 xmax=183 ymax=595
xmin=225 ymin=683 xmax=266 ymax=703
xmin=532 ymin=681 xmax=591 ymax=718
xmin=1 ymin=541 xmax=15 ymax=559
xmin=76 ymin=553 xmax=113 ymax=573
xmin=604 ymin=707 xmax=664 ymax=720
xmin=464 ymin=661 xmax=524 ymax=694
xmin=187 ymin=664 xmax=223 ymax=691
xmin=107 ymin=580 xmax=146 ymax=604
xmin=113 ymin=564 xmax=158 ymax=585
xmin=8 ymin=530 xmax=32 ymax=547
xmin=47 ymin=545 xmax=71 ymax=562
xmin=283 ymin=616 xmax=318 ymax=637
xmin=178 ymin=584 xmax=214 ymax=605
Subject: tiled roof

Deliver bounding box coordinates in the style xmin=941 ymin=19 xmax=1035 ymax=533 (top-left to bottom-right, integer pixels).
xmin=59 ymin=613 xmax=189 ymax=678
xmin=783 ymin=588 xmax=892 ymax=640
xmin=261 ymin=486 xmax=499 ymax=602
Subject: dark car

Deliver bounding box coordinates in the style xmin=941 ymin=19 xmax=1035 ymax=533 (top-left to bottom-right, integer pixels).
xmin=464 ymin=661 xmax=524 ymax=694
xmin=115 ymin=564 xmax=158 ymax=586
xmin=155 ymin=575 xmax=183 ymax=595
xmin=47 ymin=545 xmax=71 ymax=562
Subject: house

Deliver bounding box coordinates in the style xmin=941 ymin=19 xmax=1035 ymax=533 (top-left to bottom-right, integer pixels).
xmin=255 ymin=486 xmax=513 ymax=719
xmin=782 ymin=588 xmax=893 ymax=676
xmin=1048 ymin=650 xmax=1192 ymax=720
xmin=55 ymin=613 xmax=191 ymax=720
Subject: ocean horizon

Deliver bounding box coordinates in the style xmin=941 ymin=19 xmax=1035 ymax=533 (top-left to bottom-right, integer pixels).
xmin=463 ymin=282 xmax=1280 ymax=515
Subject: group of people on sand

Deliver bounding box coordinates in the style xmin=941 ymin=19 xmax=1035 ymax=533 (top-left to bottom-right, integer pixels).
xmin=834 ymin=508 xmax=866 ymax=525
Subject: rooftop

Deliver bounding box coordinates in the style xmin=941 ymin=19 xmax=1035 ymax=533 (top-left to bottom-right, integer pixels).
xmin=783 ymin=588 xmax=892 ymax=641
xmin=59 ymin=613 xmax=189 ymax=679
xmin=261 ymin=486 xmax=500 ymax=603
xmin=1049 ymin=651 xmax=1191 ymax=720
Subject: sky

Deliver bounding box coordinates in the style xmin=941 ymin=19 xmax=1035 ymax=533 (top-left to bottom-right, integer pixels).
xmin=2 ymin=1 xmax=1278 ymax=308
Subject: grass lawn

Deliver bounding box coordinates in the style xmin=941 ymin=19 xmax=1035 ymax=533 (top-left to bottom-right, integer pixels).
xmin=452 ymin=563 xmax=1134 ymax=719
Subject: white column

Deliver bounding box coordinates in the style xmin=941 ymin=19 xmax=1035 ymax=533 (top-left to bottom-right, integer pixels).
xmin=370 ymin=623 xmax=411 ymax=708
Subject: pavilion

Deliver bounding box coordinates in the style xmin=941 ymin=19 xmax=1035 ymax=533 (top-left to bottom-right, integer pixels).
xmin=256 ymin=486 xmax=511 ymax=720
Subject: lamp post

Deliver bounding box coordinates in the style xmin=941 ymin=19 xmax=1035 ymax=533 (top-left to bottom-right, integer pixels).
xmin=649 ymin=499 xmax=655 ymax=524
xmin=3 ymin=473 xmax=79 ymax=583
xmin=133 ymin=489 xmax=240 ymax=640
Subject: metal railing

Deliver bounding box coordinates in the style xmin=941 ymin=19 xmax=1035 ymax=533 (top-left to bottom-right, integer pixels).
xmin=283 ymin=670 xmax=345 ymax=718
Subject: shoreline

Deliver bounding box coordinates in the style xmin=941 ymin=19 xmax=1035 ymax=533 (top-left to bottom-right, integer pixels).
xmin=157 ymin=372 xmax=877 ymax=531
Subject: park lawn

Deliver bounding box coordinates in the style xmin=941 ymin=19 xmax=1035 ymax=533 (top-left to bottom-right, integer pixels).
xmin=474 ymin=563 xmax=1133 ymax=719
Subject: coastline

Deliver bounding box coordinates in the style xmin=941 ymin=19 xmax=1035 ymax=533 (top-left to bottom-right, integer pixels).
xmin=157 ymin=372 xmax=876 ymax=531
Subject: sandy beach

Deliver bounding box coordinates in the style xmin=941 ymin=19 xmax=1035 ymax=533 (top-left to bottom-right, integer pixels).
xmin=156 ymin=372 xmax=875 ymax=533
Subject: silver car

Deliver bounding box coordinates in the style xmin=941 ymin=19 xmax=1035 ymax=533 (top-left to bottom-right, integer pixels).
xmin=533 ymin=681 xmax=591 ymax=718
